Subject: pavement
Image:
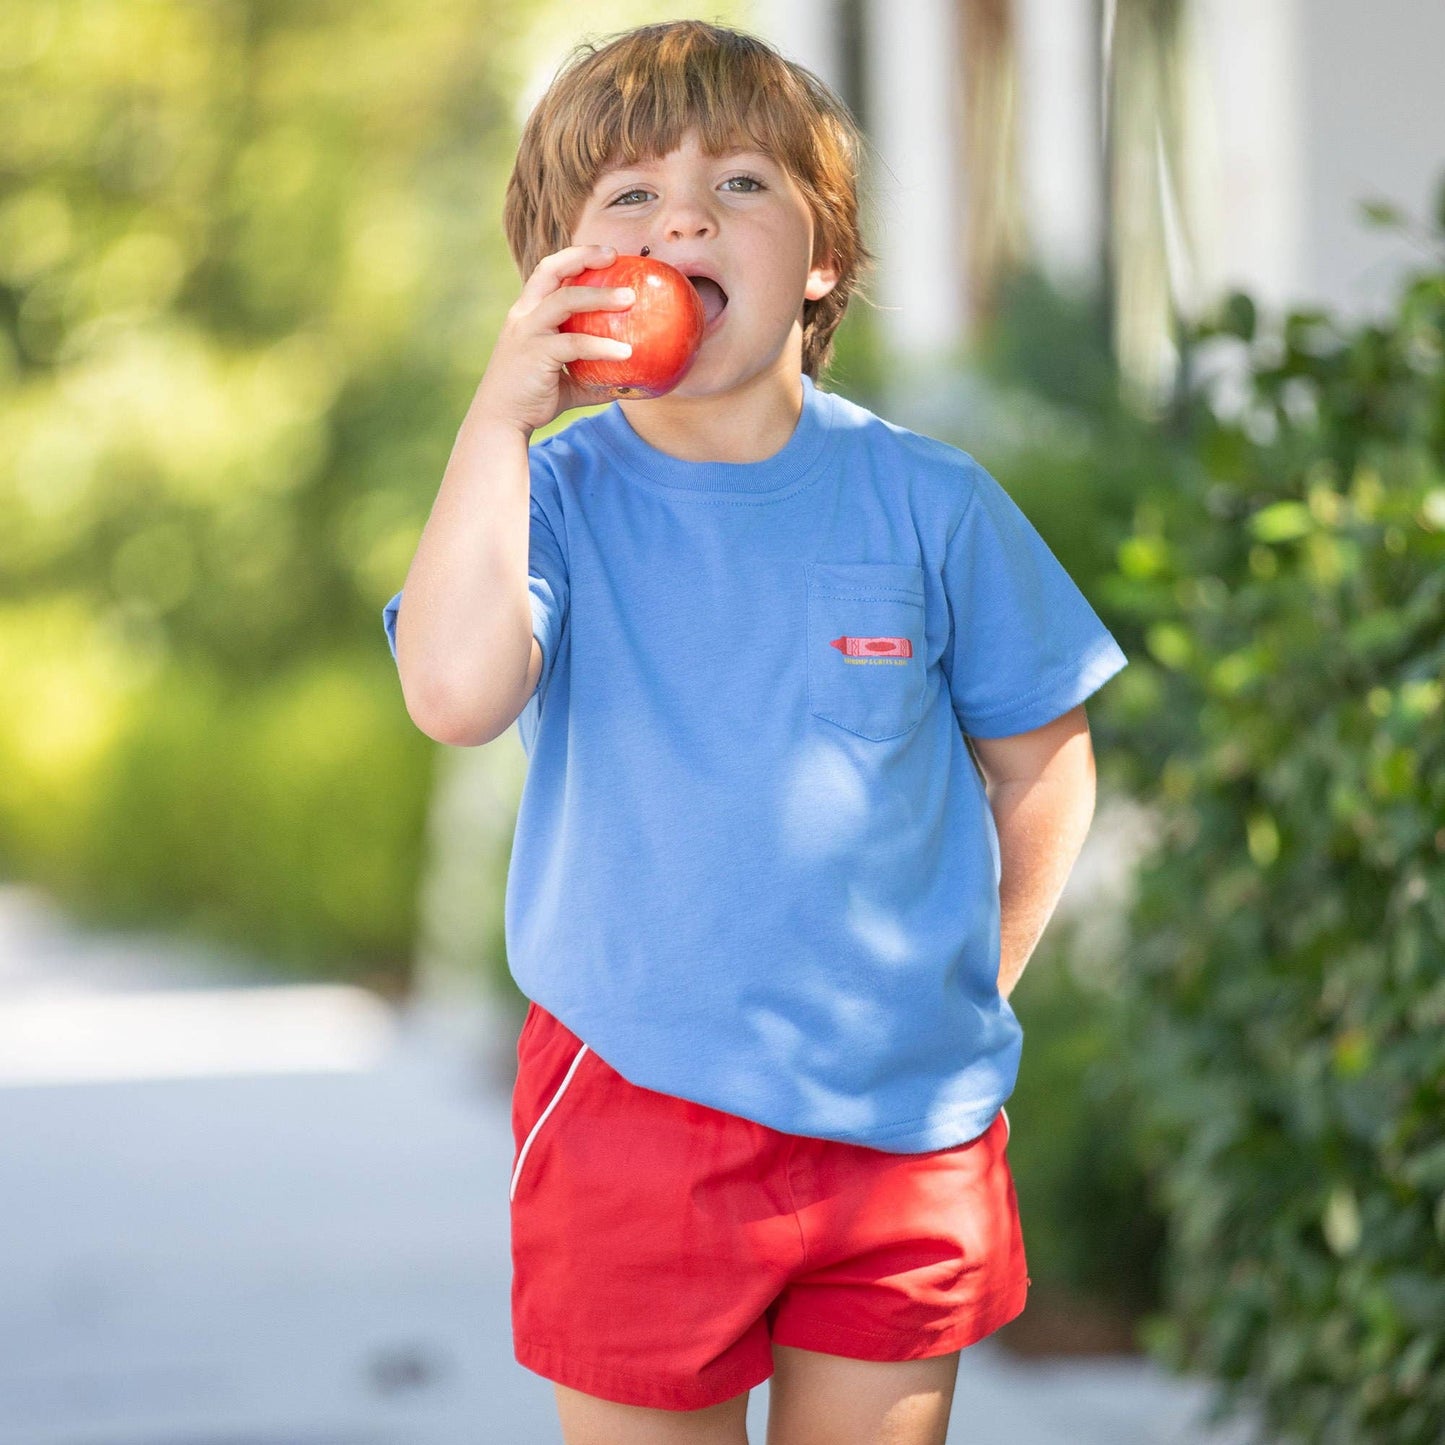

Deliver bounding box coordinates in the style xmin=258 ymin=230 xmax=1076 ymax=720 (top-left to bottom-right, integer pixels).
xmin=0 ymin=878 xmax=1267 ymax=1444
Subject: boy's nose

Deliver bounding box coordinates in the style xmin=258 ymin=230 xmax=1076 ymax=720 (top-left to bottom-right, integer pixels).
xmin=664 ymin=222 xmax=716 ymax=249
xmin=659 ymin=200 xmax=717 ymax=242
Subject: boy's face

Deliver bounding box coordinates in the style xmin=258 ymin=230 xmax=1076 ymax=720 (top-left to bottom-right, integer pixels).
xmin=569 ymin=127 xmax=839 ymax=396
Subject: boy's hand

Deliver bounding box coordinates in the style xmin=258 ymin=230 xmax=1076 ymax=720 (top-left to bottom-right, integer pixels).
xmin=472 ymin=243 xmax=636 ymax=437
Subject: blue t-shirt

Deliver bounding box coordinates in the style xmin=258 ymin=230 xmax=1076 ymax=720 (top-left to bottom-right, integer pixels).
xmin=384 ymin=372 xmax=1128 ymax=1152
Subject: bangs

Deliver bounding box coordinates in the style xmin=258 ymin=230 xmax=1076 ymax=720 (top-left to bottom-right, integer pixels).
xmin=556 ymin=42 xmax=823 ymax=212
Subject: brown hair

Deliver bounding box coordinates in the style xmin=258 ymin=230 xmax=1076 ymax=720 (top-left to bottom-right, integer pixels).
xmin=503 ymin=19 xmax=876 ymax=382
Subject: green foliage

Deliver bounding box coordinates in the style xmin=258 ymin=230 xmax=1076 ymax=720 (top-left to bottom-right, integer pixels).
xmin=1005 ymin=918 xmax=1167 ymax=1319
xmin=1101 ymin=205 xmax=1445 ymax=1441
xmin=962 ymin=196 xmax=1445 ymax=1434
xmin=823 ymin=297 xmax=889 ymax=411
xmin=974 ymin=260 xmax=1124 ymax=421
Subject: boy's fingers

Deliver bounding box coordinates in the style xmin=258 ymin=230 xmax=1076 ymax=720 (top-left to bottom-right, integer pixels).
xmin=542 ymin=285 xmax=636 ymax=322
xmin=556 ymin=333 xmax=633 ymax=361
xmin=517 ymin=244 xmax=618 ymax=307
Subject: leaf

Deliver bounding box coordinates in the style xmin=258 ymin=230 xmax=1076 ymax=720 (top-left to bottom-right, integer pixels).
xmin=1398 ymin=1139 xmax=1445 ymax=1191
xmin=1420 ymin=489 xmax=1445 ymax=531
xmin=1322 ymin=1184 xmax=1362 ymax=1256
xmin=1248 ymin=501 xmax=1313 ymax=543
xmin=1218 ymin=291 xmax=1257 ymax=342
xmin=1393 ymin=1332 xmax=1439 ymax=1395
xmin=1359 ymin=198 xmax=1408 ymax=230
xmin=1383 ymin=1270 xmax=1445 ymax=1330
xmin=1145 ymin=621 xmax=1194 ymax=670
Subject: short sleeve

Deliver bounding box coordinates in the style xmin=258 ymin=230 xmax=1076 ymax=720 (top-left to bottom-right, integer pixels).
xmin=379 ymin=475 xmax=570 ymax=699
xmin=526 ymin=493 xmax=569 ymax=700
xmin=943 ymin=462 xmax=1127 ymax=738
xmin=382 ymin=589 xmax=403 ymax=662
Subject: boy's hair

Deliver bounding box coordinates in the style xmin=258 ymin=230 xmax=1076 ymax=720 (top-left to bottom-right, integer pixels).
xmin=503 ymin=19 xmax=875 ymax=382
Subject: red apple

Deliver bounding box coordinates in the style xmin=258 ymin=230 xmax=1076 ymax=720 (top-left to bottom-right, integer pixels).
xmin=560 ymin=254 xmax=707 ymax=400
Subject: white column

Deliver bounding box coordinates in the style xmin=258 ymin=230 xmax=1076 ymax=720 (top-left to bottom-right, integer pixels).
xmin=1014 ymin=0 xmax=1103 ymax=292
xmin=747 ymin=0 xmax=845 ymax=91
xmin=861 ymin=0 xmax=965 ymax=367
xmin=1181 ymin=0 xmax=1303 ymax=321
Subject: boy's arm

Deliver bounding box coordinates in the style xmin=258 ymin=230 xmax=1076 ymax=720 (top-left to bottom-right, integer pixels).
xmin=968 ymin=705 xmax=1097 ymax=1001
xmin=391 ymin=242 xmax=634 ymax=746
xmin=393 ymin=409 xmax=539 ymax=746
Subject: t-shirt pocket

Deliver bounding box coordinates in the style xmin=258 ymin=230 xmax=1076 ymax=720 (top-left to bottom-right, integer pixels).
xmin=805 ymin=561 xmax=928 ymax=741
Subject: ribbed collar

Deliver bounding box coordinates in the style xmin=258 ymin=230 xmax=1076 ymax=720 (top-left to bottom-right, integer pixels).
xmin=589 ymin=372 xmax=838 ymax=497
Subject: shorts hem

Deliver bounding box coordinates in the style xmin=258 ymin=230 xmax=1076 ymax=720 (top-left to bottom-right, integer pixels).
xmin=515 ymin=1334 xmax=773 ymax=1412
xmin=770 ymin=1281 xmax=1030 ymax=1361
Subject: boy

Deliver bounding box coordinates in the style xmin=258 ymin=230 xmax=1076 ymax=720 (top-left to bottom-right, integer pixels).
xmin=384 ymin=20 xmax=1127 ymax=1445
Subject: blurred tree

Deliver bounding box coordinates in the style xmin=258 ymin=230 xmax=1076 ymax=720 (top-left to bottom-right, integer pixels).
xmin=0 ymin=0 xmax=738 ymax=985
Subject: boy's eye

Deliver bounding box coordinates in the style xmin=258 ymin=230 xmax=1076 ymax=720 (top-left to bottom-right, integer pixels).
xmin=609 ymin=174 xmax=766 ymax=206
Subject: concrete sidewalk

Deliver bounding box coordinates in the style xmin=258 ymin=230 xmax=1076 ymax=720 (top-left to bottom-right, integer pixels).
xmin=0 ymin=881 xmax=1265 ymax=1444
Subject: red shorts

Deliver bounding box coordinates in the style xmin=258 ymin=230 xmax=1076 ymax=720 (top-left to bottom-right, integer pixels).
xmin=509 ymin=1001 xmax=1030 ymax=1412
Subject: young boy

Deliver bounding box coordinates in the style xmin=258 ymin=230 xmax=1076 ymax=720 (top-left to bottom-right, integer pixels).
xmin=384 ymin=20 xmax=1127 ymax=1445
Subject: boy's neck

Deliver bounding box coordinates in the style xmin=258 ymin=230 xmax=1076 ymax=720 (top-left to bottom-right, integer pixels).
xmin=615 ymin=356 xmax=805 ymax=465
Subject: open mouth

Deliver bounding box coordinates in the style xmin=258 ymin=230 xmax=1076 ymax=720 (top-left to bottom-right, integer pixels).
xmin=688 ymin=275 xmax=729 ymax=329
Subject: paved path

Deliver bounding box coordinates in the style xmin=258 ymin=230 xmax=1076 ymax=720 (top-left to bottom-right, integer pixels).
xmin=0 ymin=881 xmax=1265 ymax=1444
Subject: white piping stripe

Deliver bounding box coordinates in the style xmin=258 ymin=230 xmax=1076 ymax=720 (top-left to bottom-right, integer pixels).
xmin=510 ymin=1042 xmax=590 ymax=1203
xmin=1001 ymin=1105 xmax=1010 ymax=1145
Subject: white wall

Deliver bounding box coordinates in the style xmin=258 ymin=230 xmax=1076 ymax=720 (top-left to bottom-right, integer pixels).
xmin=1297 ymin=0 xmax=1445 ymax=320
xmin=1174 ymin=0 xmax=1444 ymax=338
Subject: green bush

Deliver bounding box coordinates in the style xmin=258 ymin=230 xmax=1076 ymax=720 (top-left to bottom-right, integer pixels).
xmin=0 ymin=598 xmax=431 ymax=984
xmin=1003 ymin=915 xmax=1168 ymax=1326
xmin=1101 ymin=201 xmax=1445 ymax=1442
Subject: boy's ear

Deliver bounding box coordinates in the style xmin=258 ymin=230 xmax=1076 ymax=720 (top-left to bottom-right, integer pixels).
xmin=805 ymin=247 xmax=841 ymax=303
